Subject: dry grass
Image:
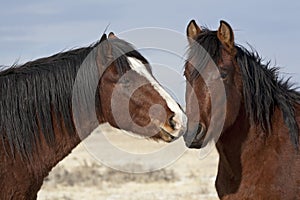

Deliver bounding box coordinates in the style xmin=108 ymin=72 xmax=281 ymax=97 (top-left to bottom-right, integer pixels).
xmin=38 ymin=125 xmax=219 ymax=200
xmin=44 ymin=162 xmax=179 ymax=188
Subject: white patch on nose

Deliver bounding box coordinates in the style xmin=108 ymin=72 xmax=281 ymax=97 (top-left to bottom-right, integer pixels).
xmin=127 ymin=57 xmax=187 ymax=136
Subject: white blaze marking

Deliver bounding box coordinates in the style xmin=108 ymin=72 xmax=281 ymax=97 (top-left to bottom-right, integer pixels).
xmin=127 ymin=57 xmax=186 ymax=132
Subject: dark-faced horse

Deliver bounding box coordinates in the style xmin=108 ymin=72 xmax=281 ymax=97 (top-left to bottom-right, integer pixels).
xmin=183 ymin=20 xmax=300 ymax=199
xmin=0 ymin=33 xmax=186 ymax=199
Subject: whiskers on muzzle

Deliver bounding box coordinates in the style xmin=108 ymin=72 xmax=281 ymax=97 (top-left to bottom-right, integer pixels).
xmin=160 ymin=112 xmax=187 ymax=142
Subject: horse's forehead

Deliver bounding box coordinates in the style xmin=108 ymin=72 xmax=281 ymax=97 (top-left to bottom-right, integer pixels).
xmin=126 ymin=57 xmax=183 ymax=116
xmin=126 ymin=57 xmax=151 ymax=76
xmin=220 ymin=48 xmax=233 ymax=63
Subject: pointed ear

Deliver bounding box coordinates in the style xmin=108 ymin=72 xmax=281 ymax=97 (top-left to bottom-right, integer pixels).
xmin=217 ymin=20 xmax=235 ymax=54
xmin=96 ymin=36 xmax=113 ymax=74
xmin=108 ymin=32 xmax=118 ymax=39
xmin=186 ymin=20 xmax=202 ymax=44
xmin=100 ymin=33 xmax=107 ymax=42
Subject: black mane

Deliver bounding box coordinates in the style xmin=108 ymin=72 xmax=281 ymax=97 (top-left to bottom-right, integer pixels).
xmin=0 ymin=34 xmax=148 ymax=159
xmin=188 ymin=29 xmax=300 ymax=148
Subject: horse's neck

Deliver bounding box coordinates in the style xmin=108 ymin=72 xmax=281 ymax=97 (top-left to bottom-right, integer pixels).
xmin=30 ymin=104 xmax=106 ymax=182
xmin=215 ymin=106 xmax=298 ymax=198
xmin=216 ymin=108 xmax=280 ymax=196
xmin=215 ymin=107 xmax=250 ymax=197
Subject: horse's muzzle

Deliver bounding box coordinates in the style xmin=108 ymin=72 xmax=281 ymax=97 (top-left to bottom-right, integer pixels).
xmin=183 ymin=123 xmax=206 ymax=148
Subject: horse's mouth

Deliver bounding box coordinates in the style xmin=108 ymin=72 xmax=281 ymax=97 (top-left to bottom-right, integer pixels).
xmin=160 ymin=127 xmax=177 ymax=142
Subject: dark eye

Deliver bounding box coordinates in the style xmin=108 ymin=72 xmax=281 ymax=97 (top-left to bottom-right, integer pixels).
xmin=218 ymin=66 xmax=231 ymax=80
xmin=220 ymin=71 xmax=228 ymax=79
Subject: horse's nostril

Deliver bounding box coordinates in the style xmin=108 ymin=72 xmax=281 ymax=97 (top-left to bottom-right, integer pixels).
xmin=196 ymin=123 xmax=203 ymax=134
xmin=168 ymin=115 xmax=177 ymax=130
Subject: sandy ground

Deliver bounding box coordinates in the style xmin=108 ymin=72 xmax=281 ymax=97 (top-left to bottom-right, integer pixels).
xmin=37 ymin=124 xmax=219 ymax=200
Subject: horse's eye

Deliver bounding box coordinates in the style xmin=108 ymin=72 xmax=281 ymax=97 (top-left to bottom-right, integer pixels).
xmin=220 ymin=71 xmax=228 ymax=79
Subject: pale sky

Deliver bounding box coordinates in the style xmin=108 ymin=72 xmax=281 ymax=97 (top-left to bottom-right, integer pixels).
xmin=1 ymin=1 xmax=300 ymax=104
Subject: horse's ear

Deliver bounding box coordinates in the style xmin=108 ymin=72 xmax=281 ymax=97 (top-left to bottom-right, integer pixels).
xmin=100 ymin=33 xmax=107 ymax=42
xmin=217 ymin=20 xmax=235 ymax=54
xmin=96 ymin=35 xmax=113 ymax=74
xmin=108 ymin=32 xmax=118 ymax=39
xmin=187 ymin=20 xmax=201 ymax=44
